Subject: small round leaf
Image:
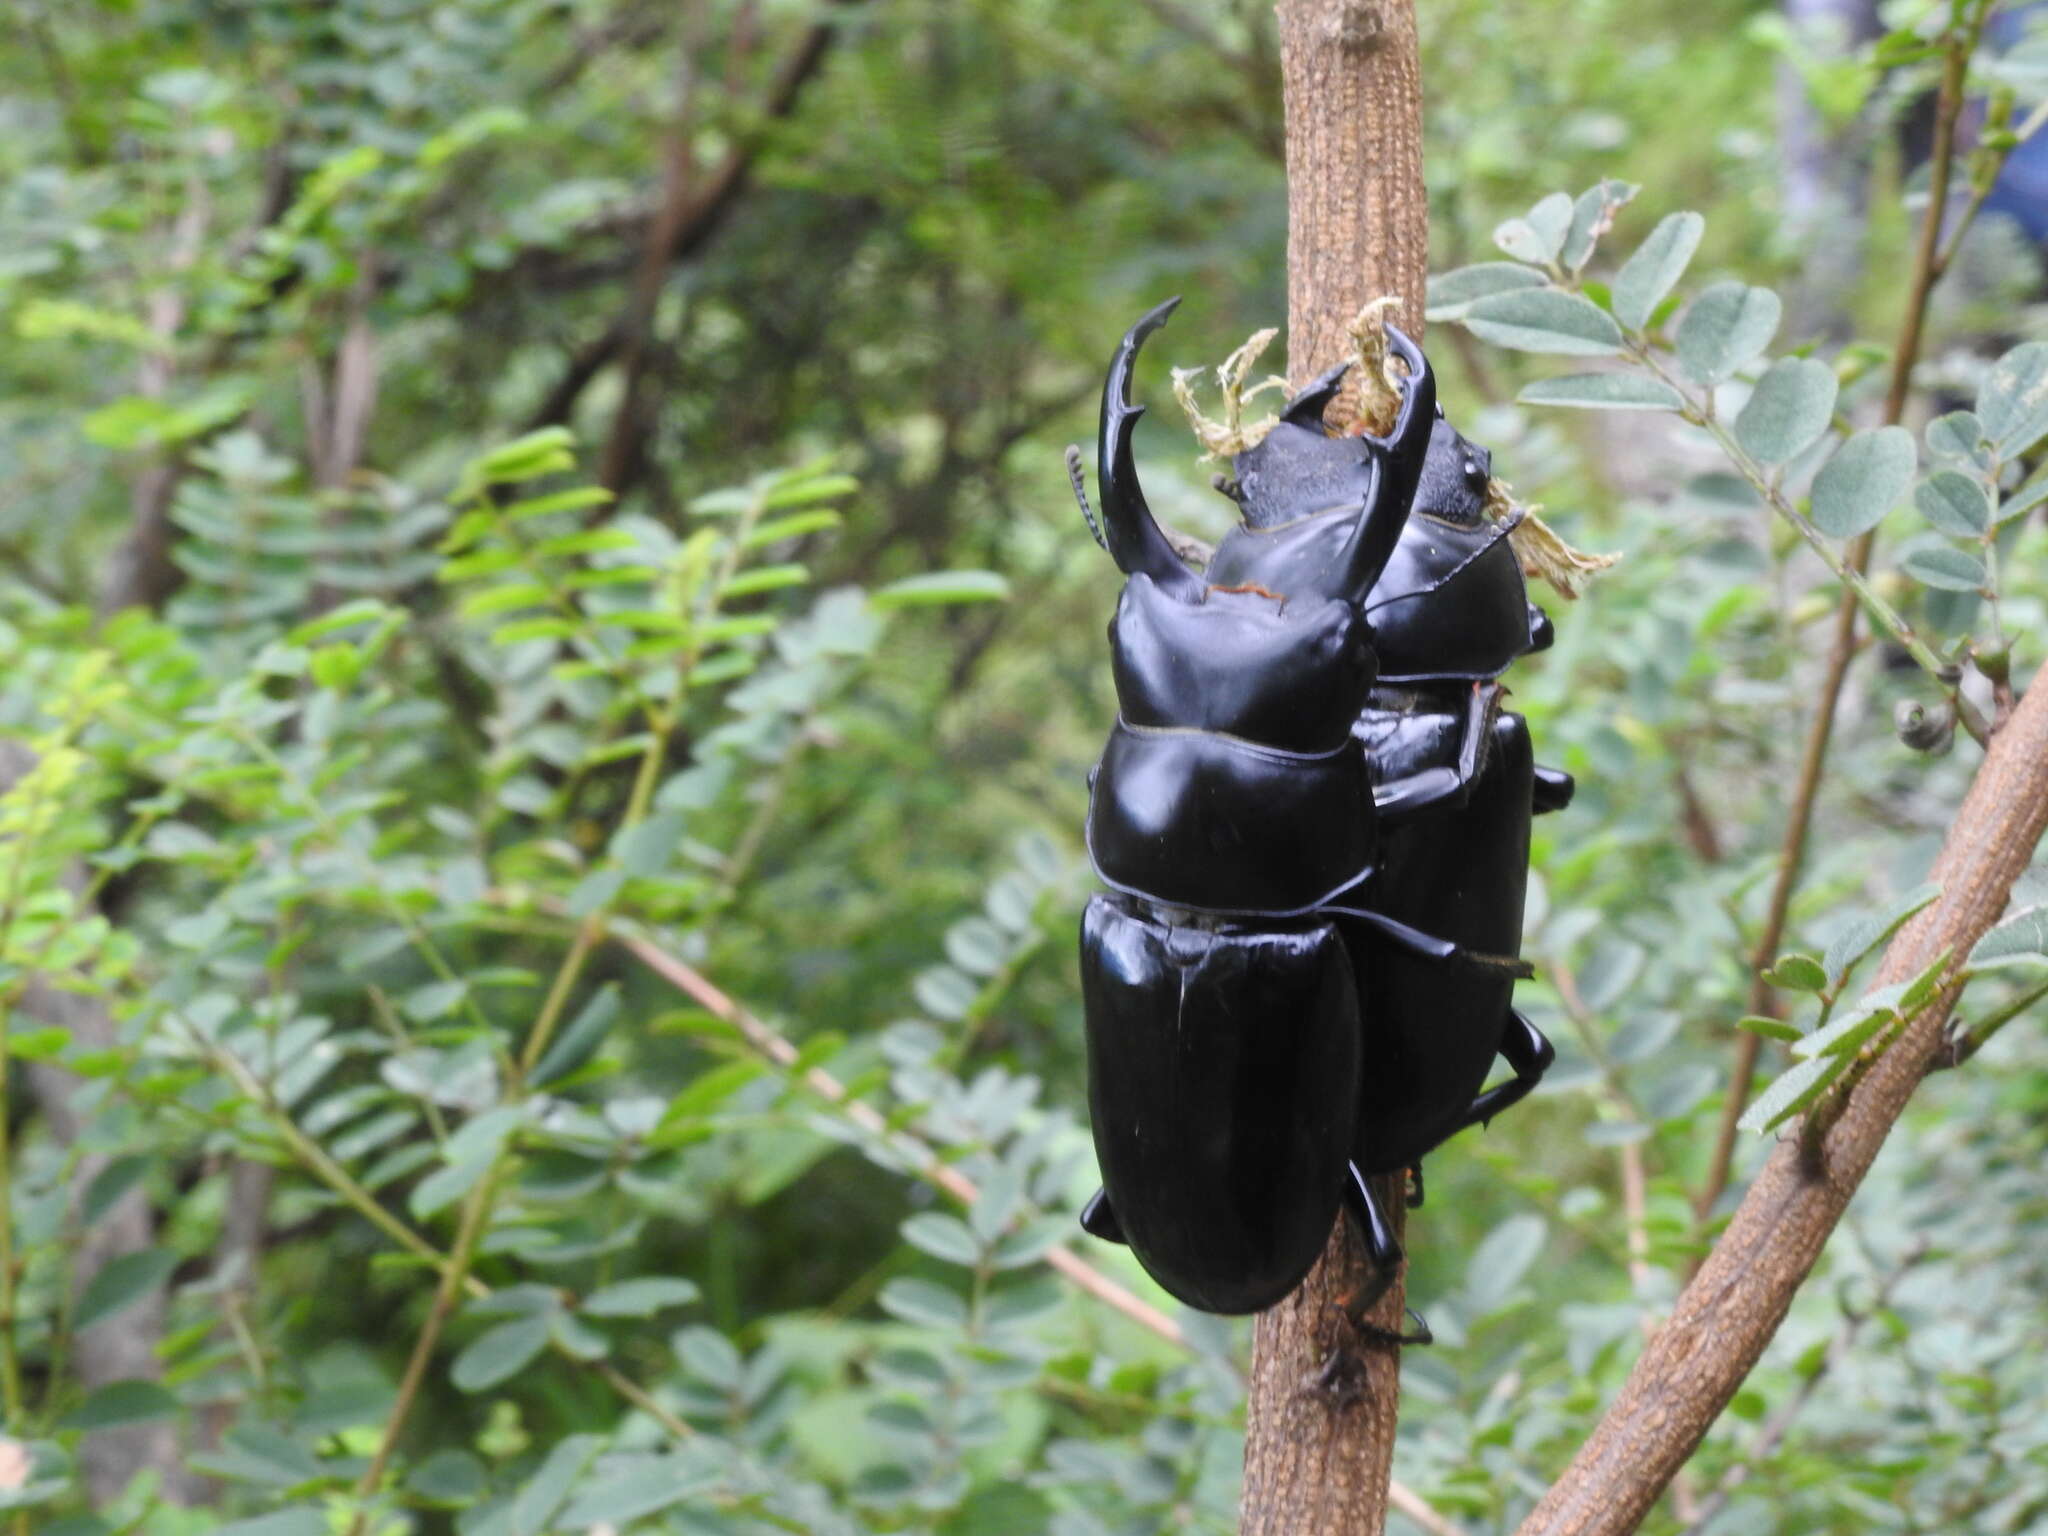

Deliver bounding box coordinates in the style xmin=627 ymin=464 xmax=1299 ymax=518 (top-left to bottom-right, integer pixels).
xmin=1913 ymin=471 xmax=1991 ymax=537
xmin=1809 ymin=427 xmax=1916 ymax=539
xmin=1899 ymin=542 xmax=1988 ymax=592
xmin=1518 ymin=373 xmax=1683 ymax=411
xmin=1735 ymin=357 xmax=1838 ymax=465
xmin=1975 ymin=340 xmax=2048 ymax=456
xmin=1674 ymin=282 xmax=1781 ymax=384
xmin=1465 ymin=289 xmax=1624 ymax=356
xmin=1612 ymin=211 xmax=1705 ymax=331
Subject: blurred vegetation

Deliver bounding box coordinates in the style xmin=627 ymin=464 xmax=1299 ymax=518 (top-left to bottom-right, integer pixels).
xmin=3 ymin=1 xmax=2048 ymax=1533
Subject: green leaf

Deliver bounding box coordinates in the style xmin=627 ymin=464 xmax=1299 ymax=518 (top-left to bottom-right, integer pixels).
xmin=901 ymin=1213 xmax=983 ymax=1266
xmin=531 ymin=983 xmax=622 ymax=1088
xmin=501 ymin=487 xmax=613 ymax=520
xmin=1764 ymin=952 xmax=1828 ymax=993
xmin=566 ymin=867 xmax=627 ymax=919
xmin=878 ymin=1277 xmax=970 ymax=1329
xmin=1737 ymin=1052 xmax=1839 ymax=1134
xmin=16 ymin=298 xmax=163 ymax=352
xmin=215 ymin=1514 xmax=329 ymax=1536
xmin=1900 ymin=541 xmax=1987 ymax=592
xmin=721 ymin=562 xmax=810 ymax=598
xmin=1561 ymin=179 xmax=1637 ymax=272
xmin=1738 ymin=1015 xmax=1803 ymax=1042
xmin=1925 ymin=410 xmax=1992 ymax=471
xmin=1611 ymin=211 xmax=1705 ymax=331
xmin=944 ymin=917 xmax=1011 ymax=977
xmin=872 ymin=570 xmax=1009 ymax=607
xmin=1970 ymin=905 xmax=2048 ymax=972
xmin=408 ymin=1449 xmax=488 ymax=1505
xmin=409 ymin=1151 xmax=494 ymax=1222
xmin=63 ymin=1379 xmax=180 ymax=1430
xmin=2001 ymin=463 xmax=2048 ymax=524
xmin=451 ymin=1315 xmax=552 ymax=1392
xmin=1674 ymin=282 xmax=1781 ymax=384
xmin=557 ymin=1455 xmax=718 ymax=1528
xmin=462 ymin=427 xmax=577 ymax=492
xmin=1518 ymin=372 xmax=1683 ymax=411
xmin=1463 ymin=1214 xmax=1547 ymax=1312
xmin=1424 ymin=262 xmax=1547 ymax=321
xmin=1823 ymin=884 xmax=1940 ymax=987
xmin=1493 ymin=191 xmax=1574 ymax=263
xmin=580 ymin=1277 xmax=701 ymax=1318
xmin=1914 ymin=471 xmax=1992 ymax=537
xmin=672 ymin=1325 xmax=744 ymax=1388
xmin=1792 ymin=997 xmax=1899 ymax=1060
xmin=76 ymin=1247 xmax=178 ymax=1332
xmin=913 ymin=965 xmax=978 ymax=1021
xmin=1465 ymin=289 xmax=1624 ymax=355
xmin=1735 ymin=357 xmax=1838 ymax=465
xmin=1975 ymin=340 xmax=2048 ymax=455
xmin=82 ymin=1156 xmax=151 ymax=1224
xmin=764 ymin=472 xmax=860 ymax=508
xmin=1809 ymin=427 xmax=1916 ymax=538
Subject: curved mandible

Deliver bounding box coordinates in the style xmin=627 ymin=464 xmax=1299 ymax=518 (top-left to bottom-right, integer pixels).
xmin=1366 ymin=324 xmax=1437 ymax=516
xmin=1098 ymin=298 xmax=1206 ymax=602
xmin=1336 ymin=324 xmax=1437 ymax=600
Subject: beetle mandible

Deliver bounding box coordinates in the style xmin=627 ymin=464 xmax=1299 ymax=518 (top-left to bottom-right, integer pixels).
xmin=1067 ymin=298 xmax=1550 ymax=1318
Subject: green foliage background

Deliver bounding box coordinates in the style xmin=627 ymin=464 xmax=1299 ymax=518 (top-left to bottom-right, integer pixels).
xmin=3 ymin=1 xmax=2048 ymax=1533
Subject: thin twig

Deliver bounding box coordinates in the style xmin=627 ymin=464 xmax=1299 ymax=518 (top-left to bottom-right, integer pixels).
xmin=1691 ymin=3 xmax=1991 ymax=1224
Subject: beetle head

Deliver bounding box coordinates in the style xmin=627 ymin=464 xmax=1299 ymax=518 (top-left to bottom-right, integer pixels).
xmin=1412 ymin=417 xmax=1494 ymax=527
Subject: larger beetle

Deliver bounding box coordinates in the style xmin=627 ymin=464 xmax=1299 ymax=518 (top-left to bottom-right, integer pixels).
xmin=1070 ymin=299 xmax=1544 ymax=1317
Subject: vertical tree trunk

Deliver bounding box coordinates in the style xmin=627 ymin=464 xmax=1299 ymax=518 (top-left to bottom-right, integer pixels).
xmin=1241 ymin=4 xmax=1426 ymax=1533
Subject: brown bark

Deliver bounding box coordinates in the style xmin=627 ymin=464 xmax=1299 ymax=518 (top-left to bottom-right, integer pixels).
xmin=1240 ymin=5 xmax=1426 ymax=1533
xmin=1276 ymin=0 xmax=1426 ymax=432
xmin=1517 ymin=671 xmax=2048 ymax=1535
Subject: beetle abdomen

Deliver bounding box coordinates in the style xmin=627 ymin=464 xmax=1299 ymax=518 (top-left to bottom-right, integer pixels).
xmin=1347 ymin=709 xmax=1536 ymax=1172
xmin=1080 ymin=896 xmax=1361 ymax=1314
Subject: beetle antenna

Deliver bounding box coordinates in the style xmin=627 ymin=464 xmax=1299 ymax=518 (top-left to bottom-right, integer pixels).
xmin=1065 ymin=444 xmax=1108 ymax=551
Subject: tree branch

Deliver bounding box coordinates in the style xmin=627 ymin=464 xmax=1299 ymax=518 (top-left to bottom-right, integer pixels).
xmin=1517 ymin=671 xmax=2048 ymax=1535
xmin=1241 ymin=5 xmax=1426 ymax=1534
xmin=527 ymin=0 xmax=866 ymax=431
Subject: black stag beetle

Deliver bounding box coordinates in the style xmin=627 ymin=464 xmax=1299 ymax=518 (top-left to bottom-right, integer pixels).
xmin=1068 ymin=297 xmax=1564 ymax=1320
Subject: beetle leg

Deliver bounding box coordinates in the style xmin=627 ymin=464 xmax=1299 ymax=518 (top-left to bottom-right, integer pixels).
xmin=1336 ymin=1164 xmax=1432 ymax=1344
xmin=1078 ymin=1186 xmax=1126 ymax=1245
xmin=1405 ymin=1162 xmax=1425 ymax=1209
xmin=1454 ymin=1010 xmax=1557 ymax=1135
xmin=1327 ymin=906 xmax=1534 ymax=980
xmin=1372 ymin=681 xmax=1498 ymax=819
xmin=1533 ymin=764 xmax=1575 ymax=814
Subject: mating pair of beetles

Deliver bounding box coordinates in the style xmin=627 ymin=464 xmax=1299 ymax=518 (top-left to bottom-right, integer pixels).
xmin=1070 ymin=299 xmax=1572 ymax=1320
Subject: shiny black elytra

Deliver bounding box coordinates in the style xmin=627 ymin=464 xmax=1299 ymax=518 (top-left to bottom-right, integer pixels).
xmin=1070 ymin=299 xmax=1561 ymax=1319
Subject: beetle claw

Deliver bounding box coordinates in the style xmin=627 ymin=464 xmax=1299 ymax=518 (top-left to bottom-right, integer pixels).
xmin=1349 ymin=1307 xmax=1434 ymax=1348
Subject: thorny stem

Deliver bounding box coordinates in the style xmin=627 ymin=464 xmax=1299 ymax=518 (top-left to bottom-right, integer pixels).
xmin=1690 ymin=1 xmax=1997 ymax=1224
